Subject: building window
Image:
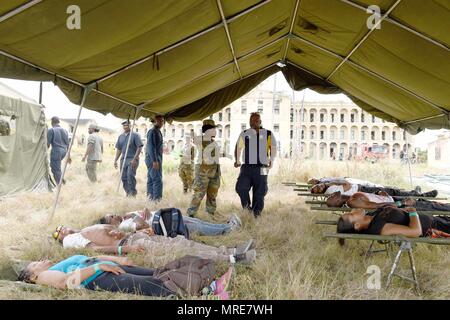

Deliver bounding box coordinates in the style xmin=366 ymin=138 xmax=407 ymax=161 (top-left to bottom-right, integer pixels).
xmin=340 ymin=128 xmax=345 ymax=140
xmin=403 ymin=131 xmax=406 ymax=140
xmin=290 ymin=129 xmax=293 ymax=139
xmin=320 ymin=113 xmax=325 ymax=123
xmin=241 ymin=100 xmax=247 ymax=114
xmin=320 ymin=130 xmax=324 ymax=140
xmin=351 ymin=129 xmax=355 ymax=140
xmin=361 ymin=113 xmax=365 ymax=123
xmin=310 ymin=130 xmax=315 ymax=140
xmin=371 ymin=131 xmax=375 ymax=140
xmin=361 ymin=130 xmax=366 ymax=141
xmin=257 ymin=100 xmax=263 ymax=114
xmin=290 ymin=108 xmax=294 ymax=122
xmin=382 ymin=131 xmax=385 ymax=140
xmin=310 ymin=112 xmax=315 ymax=122
xmin=172 ymin=128 xmax=175 ymax=137
xmin=219 ymin=112 xmax=223 ymax=121
xmin=340 ymin=114 xmax=345 ymax=123
xmin=350 ymin=114 xmax=355 ymax=123
xmin=331 ymin=114 xmax=335 ymax=123
xmin=435 ymin=146 xmax=441 ymax=160
xmin=181 ymin=129 xmax=185 ymax=137
xmin=274 ymin=124 xmax=279 ymax=133
xmin=301 ymin=130 xmax=305 ymax=139
xmin=330 ymin=130 xmax=335 ymax=140
xmin=227 ymin=111 xmax=231 ymax=121
xmin=218 ymin=128 xmax=222 ymax=138
xmin=372 ymin=115 xmax=376 ymax=123
xmin=274 ymin=99 xmax=280 ymax=115
xmin=392 ymin=131 xmax=396 ymax=141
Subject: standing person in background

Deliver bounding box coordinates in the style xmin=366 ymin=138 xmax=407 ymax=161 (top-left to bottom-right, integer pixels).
xmin=187 ymin=120 xmax=221 ymax=217
xmin=178 ymin=134 xmax=195 ymax=193
xmin=82 ymin=124 xmax=103 ymax=183
xmin=146 ymin=115 xmax=164 ymax=201
xmin=114 ymin=120 xmax=143 ymax=197
xmin=234 ymin=112 xmax=277 ymax=218
xmin=47 ymin=116 xmax=70 ymax=185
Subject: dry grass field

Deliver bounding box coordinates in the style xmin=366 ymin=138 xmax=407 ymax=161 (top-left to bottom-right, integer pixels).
xmin=0 ymin=146 xmax=449 ymax=299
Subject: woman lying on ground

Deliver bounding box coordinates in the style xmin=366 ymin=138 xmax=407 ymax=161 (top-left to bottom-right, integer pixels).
xmin=18 ymin=254 xmax=232 ymax=298
xmin=311 ymin=181 xmax=437 ymax=198
xmin=52 ymin=224 xmax=256 ymax=264
xmin=327 ymin=192 xmax=450 ymax=212
xmin=99 ymin=208 xmax=241 ymax=236
xmin=337 ymin=206 xmax=450 ymax=238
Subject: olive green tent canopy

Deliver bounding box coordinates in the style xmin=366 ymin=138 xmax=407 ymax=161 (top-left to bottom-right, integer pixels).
xmin=0 ymin=0 xmax=449 ymax=133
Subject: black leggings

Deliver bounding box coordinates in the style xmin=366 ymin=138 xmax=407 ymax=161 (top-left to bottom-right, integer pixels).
xmin=85 ymin=265 xmax=174 ymax=297
xmin=360 ymin=186 xmax=422 ymax=197
xmin=413 ymin=199 xmax=450 ymax=212
xmin=432 ymin=216 xmax=450 ymax=233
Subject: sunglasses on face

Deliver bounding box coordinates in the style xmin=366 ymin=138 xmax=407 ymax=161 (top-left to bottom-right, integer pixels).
xmin=52 ymin=226 xmax=65 ymax=240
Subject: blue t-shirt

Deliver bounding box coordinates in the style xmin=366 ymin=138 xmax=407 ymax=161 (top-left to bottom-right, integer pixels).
xmin=49 ymin=255 xmax=117 ymax=287
xmin=115 ymin=132 xmax=143 ymax=160
xmin=47 ymin=126 xmax=69 ymax=152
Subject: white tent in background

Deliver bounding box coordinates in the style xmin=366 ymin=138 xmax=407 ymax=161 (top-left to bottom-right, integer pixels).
xmin=0 ymin=81 xmax=52 ymax=196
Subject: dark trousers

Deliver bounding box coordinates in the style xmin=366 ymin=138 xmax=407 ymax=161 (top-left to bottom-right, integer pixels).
xmin=432 ymin=216 xmax=450 ymax=233
xmin=120 ymin=159 xmax=138 ymax=196
xmin=85 ymin=265 xmax=174 ymax=297
xmin=360 ymin=186 xmax=421 ymax=197
xmin=235 ymin=165 xmax=268 ymax=216
xmin=414 ymin=200 xmax=450 ymax=212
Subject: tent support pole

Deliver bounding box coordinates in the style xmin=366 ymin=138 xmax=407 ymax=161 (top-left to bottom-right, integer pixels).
xmin=48 ymin=85 xmax=94 ymax=223
xmin=404 ymin=129 xmax=413 ymax=188
xmin=38 ymin=82 xmax=43 ymax=104
xmin=116 ymin=106 xmax=143 ymax=193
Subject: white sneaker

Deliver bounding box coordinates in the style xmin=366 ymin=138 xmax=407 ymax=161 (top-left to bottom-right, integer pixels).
xmin=230 ymin=213 xmax=242 ymax=230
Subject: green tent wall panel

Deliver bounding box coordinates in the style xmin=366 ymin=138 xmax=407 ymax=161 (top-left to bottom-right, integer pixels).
xmin=0 ymin=0 xmax=448 ymax=133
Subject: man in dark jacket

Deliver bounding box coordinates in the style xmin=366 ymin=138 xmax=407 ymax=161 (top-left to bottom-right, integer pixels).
xmin=146 ymin=115 xmax=164 ymax=201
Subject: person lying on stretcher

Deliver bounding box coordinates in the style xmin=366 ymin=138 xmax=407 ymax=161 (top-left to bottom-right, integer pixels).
xmin=327 ymin=191 xmax=450 ymax=212
xmin=311 ymin=181 xmax=437 ymax=198
xmin=308 ymin=177 xmax=383 ymax=188
xmin=337 ymin=207 xmax=450 ymax=238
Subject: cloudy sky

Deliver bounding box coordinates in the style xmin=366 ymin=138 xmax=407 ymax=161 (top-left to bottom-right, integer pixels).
xmin=0 ymin=73 xmax=442 ymax=149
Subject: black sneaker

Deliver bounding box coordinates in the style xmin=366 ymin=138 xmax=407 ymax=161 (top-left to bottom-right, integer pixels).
xmin=233 ymin=239 xmax=254 ymax=256
xmin=423 ymin=190 xmax=438 ymax=198
xmin=234 ymin=250 xmax=256 ymax=264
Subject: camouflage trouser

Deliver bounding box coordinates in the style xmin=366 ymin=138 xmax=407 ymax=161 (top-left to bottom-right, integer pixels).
xmin=187 ymin=164 xmax=221 ymax=216
xmin=178 ymin=163 xmax=194 ymax=192
xmin=86 ymin=160 xmax=98 ymax=182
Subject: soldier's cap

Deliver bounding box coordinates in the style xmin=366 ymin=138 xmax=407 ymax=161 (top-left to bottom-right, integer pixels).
xmin=121 ymin=120 xmax=131 ymax=125
xmin=202 ymin=119 xmax=216 ymax=127
xmin=88 ymin=123 xmax=98 ymax=130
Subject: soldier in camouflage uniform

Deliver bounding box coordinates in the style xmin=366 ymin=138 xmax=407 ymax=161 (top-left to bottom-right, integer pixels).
xmin=187 ymin=119 xmax=221 ymax=217
xmin=0 ymin=118 xmax=10 ymax=136
xmin=178 ymin=134 xmax=195 ymax=193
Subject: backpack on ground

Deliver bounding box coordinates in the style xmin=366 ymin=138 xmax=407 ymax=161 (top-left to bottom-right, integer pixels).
xmin=152 ymin=208 xmax=189 ymax=239
xmin=154 ymin=255 xmax=215 ymax=297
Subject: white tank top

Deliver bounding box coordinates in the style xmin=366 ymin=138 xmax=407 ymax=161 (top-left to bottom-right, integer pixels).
xmin=62 ymin=233 xmax=91 ymax=249
xmin=363 ymin=193 xmax=394 ymax=203
xmin=325 ymin=184 xmax=359 ymax=196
